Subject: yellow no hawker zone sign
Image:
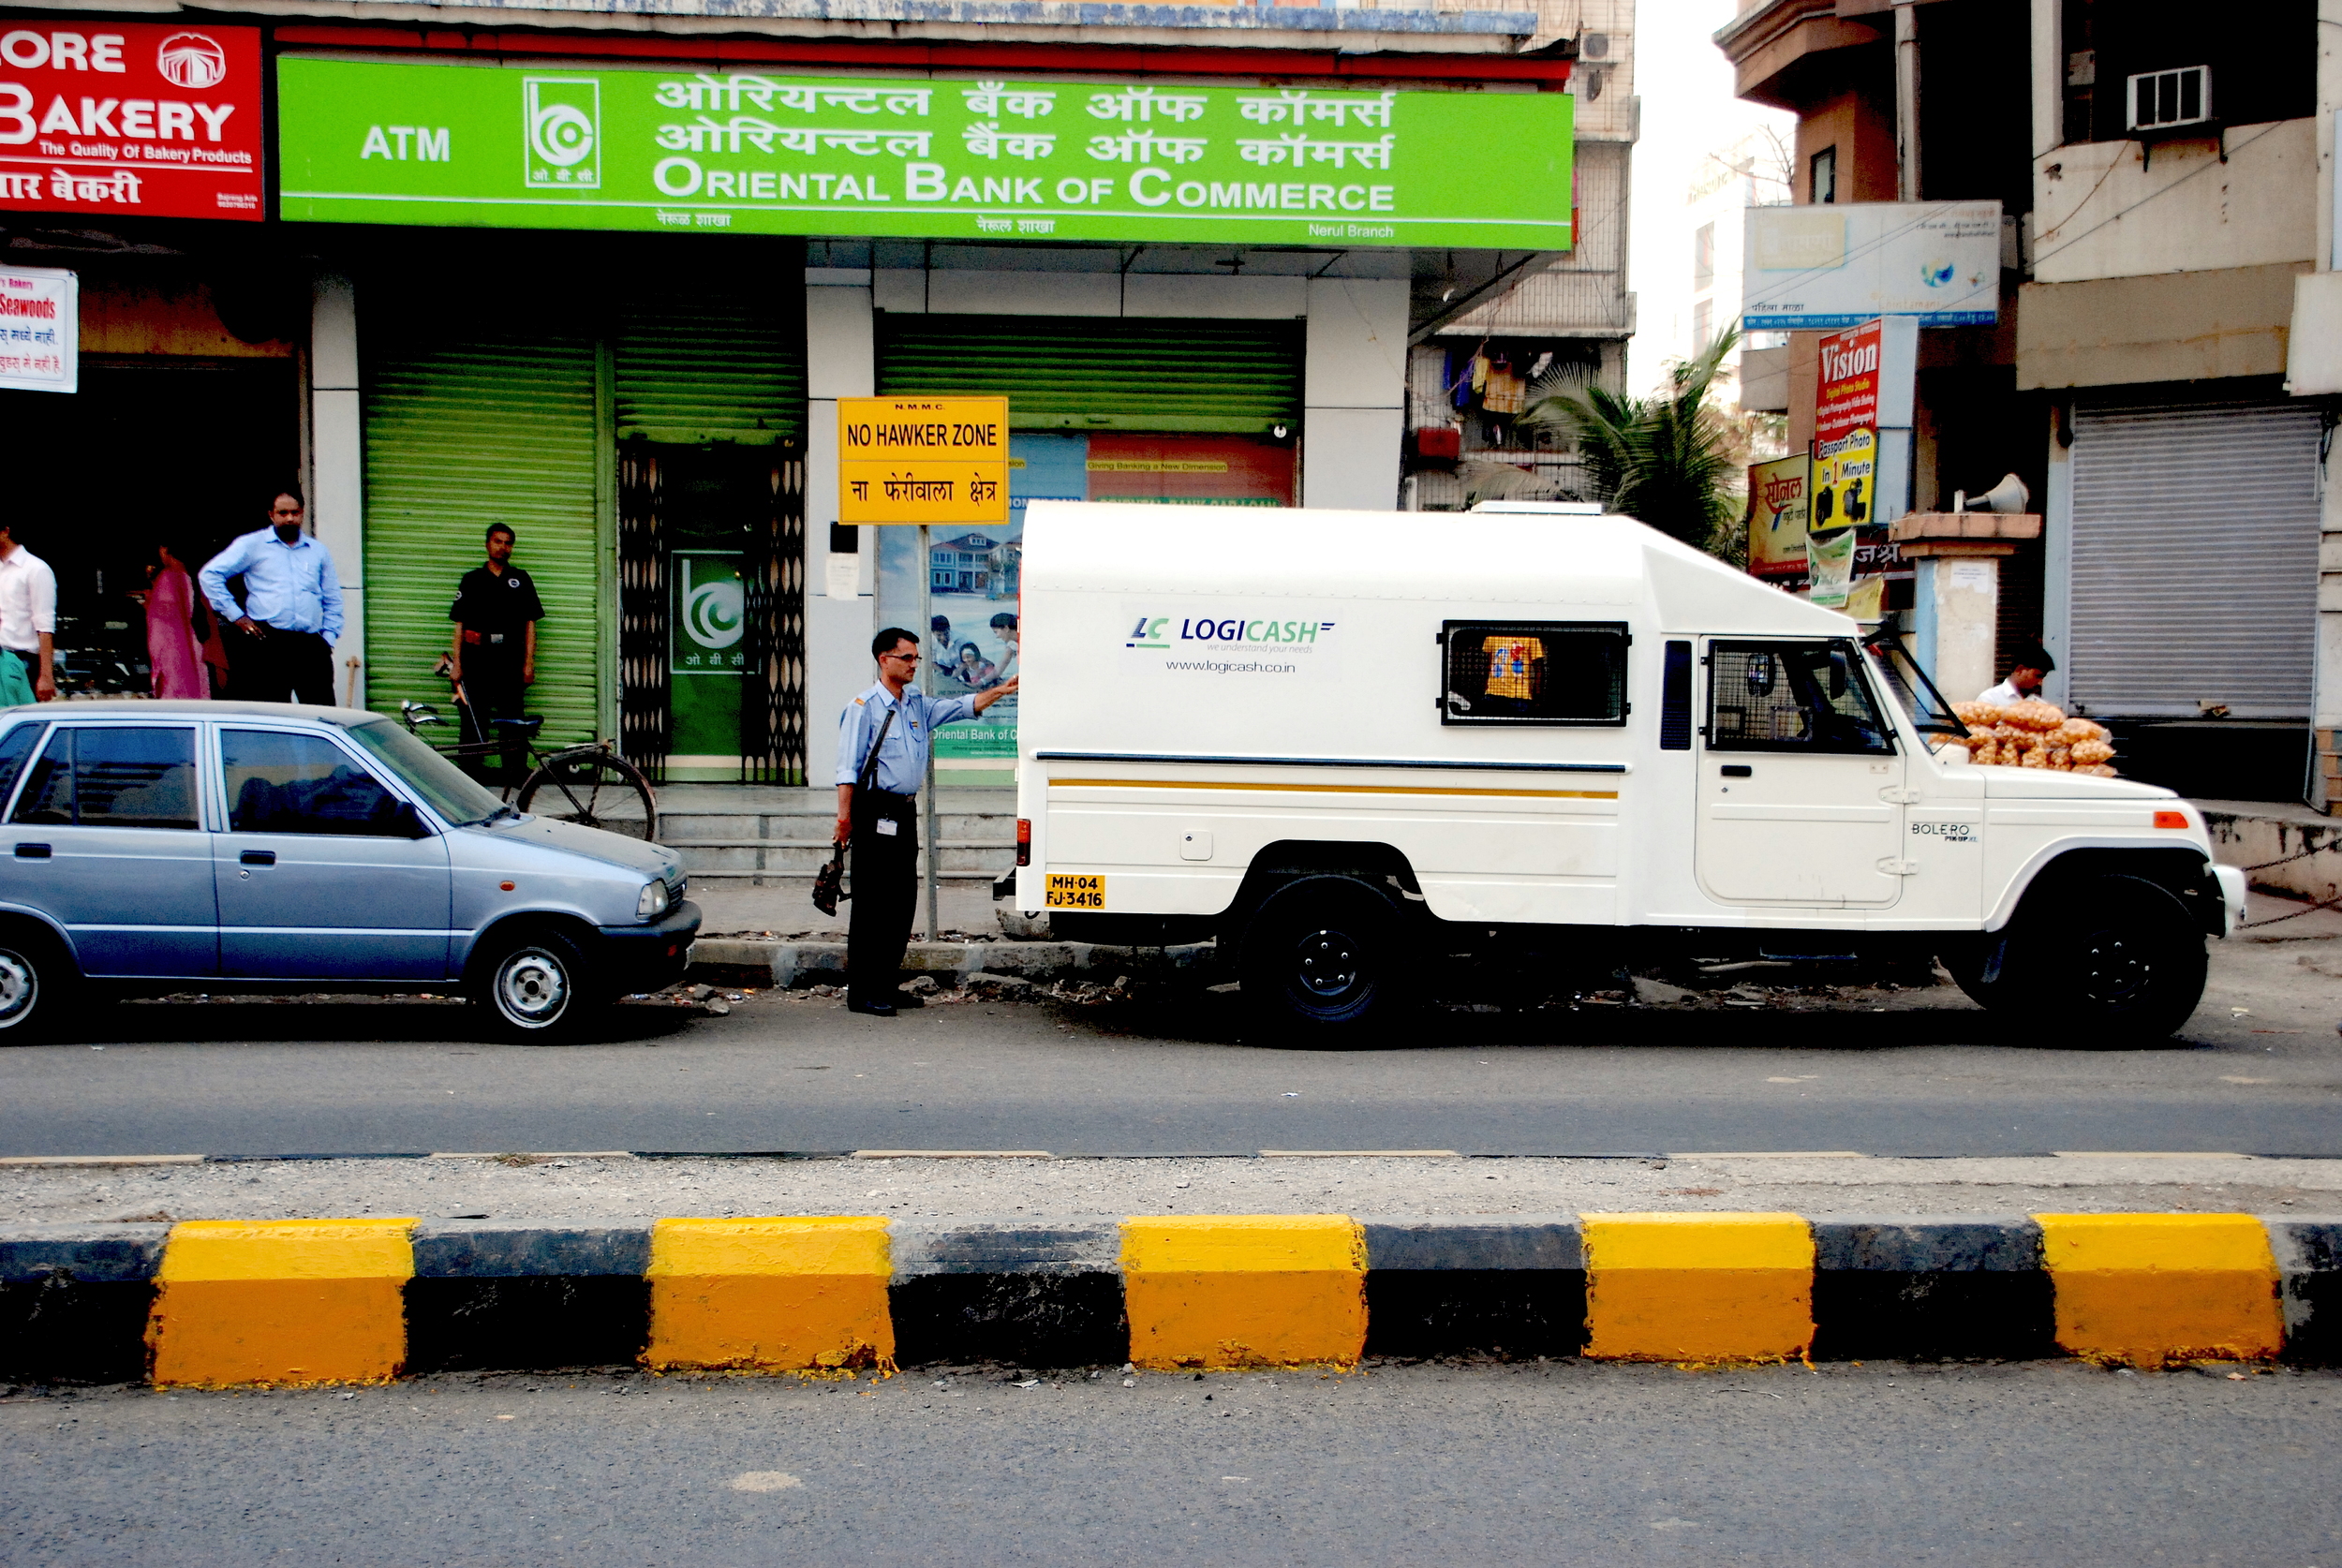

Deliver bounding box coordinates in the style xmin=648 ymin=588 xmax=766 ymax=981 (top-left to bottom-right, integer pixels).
xmin=837 ymin=396 xmax=1010 ymax=526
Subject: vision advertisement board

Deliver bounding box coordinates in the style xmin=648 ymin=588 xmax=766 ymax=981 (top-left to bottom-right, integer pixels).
xmin=274 ymin=56 xmax=1573 ymax=249
xmin=1742 ymin=200 xmax=1999 ymax=330
xmin=0 ymin=22 xmax=262 ymax=221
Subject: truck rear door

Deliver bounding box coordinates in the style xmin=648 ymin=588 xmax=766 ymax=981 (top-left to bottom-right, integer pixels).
xmin=1695 ymin=638 xmax=1906 ymax=908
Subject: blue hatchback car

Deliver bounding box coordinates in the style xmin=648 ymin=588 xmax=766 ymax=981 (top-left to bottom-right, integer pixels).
xmin=0 ymin=702 xmax=699 ymax=1041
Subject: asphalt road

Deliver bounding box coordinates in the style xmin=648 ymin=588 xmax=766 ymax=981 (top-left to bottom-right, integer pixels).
xmin=5 ymin=1362 xmax=2337 ymax=1566
xmin=0 ymin=931 xmax=2335 ymax=1159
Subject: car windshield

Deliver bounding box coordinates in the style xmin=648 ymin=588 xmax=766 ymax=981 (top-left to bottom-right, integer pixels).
xmin=341 ymin=717 xmax=510 ymax=827
xmin=1861 ymin=633 xmax=1968 ymax=741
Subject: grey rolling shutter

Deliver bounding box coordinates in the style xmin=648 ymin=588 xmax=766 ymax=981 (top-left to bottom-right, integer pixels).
xmin=874 ymin=315 xmax=1302 ymax=434
xmin=363 ymin=335 xmax=602 ymax=748
xmin=2068 ymin=402 xmax=2322 ymax=719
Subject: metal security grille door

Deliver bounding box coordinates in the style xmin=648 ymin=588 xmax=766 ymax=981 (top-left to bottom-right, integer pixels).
xmin=741 ymin=448 xmax=807 ymax=784
xmin=615 ymin=448 xmax=670 ymax=774
xmin=363 ymin=336 xmax=601 ymax=747
xmin=2068 ymin=403 xmax=2323 ymax=718
xmin=875 ymin=315 xmax=1303 ymax=433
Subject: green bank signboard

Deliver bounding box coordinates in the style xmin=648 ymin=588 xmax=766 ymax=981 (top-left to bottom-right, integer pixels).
xmin=275 ymin=56 xmax=1572 ymax=248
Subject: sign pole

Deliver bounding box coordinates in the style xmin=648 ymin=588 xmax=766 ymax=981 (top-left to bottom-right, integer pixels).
xmin=920 ymin=523 xmax=941 ymax=942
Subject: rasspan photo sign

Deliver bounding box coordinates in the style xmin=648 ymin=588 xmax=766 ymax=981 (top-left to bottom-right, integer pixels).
xmin=274 ymin=56 xmax=1574 ymax=248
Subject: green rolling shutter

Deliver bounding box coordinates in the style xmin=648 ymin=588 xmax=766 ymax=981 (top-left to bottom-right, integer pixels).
xmin=363 ymin=336 xmax=603 ymax=748
xmin=874 ymin=315 xmax=1302 ymax=434
xmin=615 ymin=289 xmax=805 ymax=447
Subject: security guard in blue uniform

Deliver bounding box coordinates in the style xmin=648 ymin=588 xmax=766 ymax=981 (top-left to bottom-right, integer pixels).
xmin=836 ymin=627 xmax=1018 ymax=1015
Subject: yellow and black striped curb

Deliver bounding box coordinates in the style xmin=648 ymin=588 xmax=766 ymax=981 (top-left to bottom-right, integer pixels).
xmin=4 ymin=1213 xmax=2335 ymax=1386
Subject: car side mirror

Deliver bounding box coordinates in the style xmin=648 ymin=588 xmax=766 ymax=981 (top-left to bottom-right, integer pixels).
xmin=390 ymin=800 xmax=434 ymax=839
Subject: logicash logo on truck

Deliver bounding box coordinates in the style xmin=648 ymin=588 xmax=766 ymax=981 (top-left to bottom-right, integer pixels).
xmin=1119 ymin=606 xmax=1340 ymax=682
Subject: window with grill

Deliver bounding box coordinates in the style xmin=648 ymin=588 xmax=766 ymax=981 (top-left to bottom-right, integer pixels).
xmin=1442 ymin=621 xmax=1628 ymax=727
xmin=1705 ymin=640 xmax=1894 ymax=754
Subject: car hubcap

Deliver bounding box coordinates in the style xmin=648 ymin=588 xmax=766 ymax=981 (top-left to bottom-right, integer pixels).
xmin=1296 ymin=928 xmax=1362 ymax=998
xmin=0 ymin=950 xmax=35 ymax=1025
xmin=497 ymin=949 xmax=568 ymax=1025
xmin=2080 ymin=929 xmax=2150 ymax=1006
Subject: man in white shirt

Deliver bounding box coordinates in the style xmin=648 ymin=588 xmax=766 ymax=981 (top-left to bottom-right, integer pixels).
xmin=1978 ymin=643 xmax=2053 ymax=705
xmin=0 ymin=518 xmax=58 ymax=704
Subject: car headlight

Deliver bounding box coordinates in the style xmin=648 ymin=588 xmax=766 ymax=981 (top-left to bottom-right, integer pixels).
xmin=638 ymin=880 xmax=670 ymax=919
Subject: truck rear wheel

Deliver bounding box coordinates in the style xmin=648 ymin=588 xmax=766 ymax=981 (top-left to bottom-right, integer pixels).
xmin=1238 ymin=875 xmax=1414 ymax=1043
xmin=1949 ymin=873 xmax=2208 ymax=1045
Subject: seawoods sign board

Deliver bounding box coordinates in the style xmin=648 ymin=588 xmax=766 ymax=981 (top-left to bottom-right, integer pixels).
xmin=1742 ymin=200 xmax=1998 ymax=330
xmin=274 ymin=57 xmax=1573 ymax=248
xmin=0 ymin=22 xmax=261 ymax=220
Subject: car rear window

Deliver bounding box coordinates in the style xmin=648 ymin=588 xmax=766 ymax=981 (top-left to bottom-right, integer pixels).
xmin=11 ymin=726 xmax=200 ymax=829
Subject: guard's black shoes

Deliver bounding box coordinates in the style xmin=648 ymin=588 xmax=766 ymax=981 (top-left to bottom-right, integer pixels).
xmin=846 ymin=998 xmax=897 ymax=1017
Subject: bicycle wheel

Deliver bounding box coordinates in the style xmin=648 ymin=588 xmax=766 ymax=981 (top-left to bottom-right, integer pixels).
xmin=514 ymin=749 xmax=659 ymax=842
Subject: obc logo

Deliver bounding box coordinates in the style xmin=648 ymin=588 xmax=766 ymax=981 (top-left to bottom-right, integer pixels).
xmin=523 ymin=77 xmax=600 ymax=189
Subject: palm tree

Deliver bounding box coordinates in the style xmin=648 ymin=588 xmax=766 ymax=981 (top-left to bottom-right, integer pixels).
xmin=1519 ymin=329 xmax=1743 ymax=554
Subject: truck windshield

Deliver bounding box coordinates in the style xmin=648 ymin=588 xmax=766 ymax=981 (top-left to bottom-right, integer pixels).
xmin=341 ymin=717 xmax=510 ymax=826
xmin=1861 ymin=633 xmax=1968 ymax=742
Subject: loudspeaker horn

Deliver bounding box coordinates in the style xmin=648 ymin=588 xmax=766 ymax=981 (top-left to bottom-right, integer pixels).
xmin=1953 ymin=473 xmax=2031 ymax=515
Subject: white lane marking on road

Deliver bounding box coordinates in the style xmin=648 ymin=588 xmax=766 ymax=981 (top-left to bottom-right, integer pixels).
xmin=731 ymin=1472 xmax=804 ymax=1492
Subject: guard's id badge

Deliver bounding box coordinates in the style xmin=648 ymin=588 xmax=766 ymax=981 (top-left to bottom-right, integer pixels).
xmin=875 ymin=819 xmax=898 ymax=836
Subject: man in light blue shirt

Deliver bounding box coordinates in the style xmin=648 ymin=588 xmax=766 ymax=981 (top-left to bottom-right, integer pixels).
xmin=834 ymin=626 xmax=1017 ymax=1016
xmin=199 ymin=486 xmax=345 ymax=704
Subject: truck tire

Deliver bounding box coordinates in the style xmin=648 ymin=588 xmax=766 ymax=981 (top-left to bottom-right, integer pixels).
xmin=1238 ymin=874 xmax=1414 ymax=1043
xmin=1949 ymin=873 xmax=2208 ymax=1045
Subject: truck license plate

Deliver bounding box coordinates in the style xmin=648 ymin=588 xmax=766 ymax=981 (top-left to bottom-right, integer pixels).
xmin=1045 ymin=874 xmax=1106 ymax=910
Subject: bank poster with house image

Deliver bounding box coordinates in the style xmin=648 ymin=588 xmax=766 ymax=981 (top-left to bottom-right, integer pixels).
xmin=879 ymin=431 xmax=1296 ymax=784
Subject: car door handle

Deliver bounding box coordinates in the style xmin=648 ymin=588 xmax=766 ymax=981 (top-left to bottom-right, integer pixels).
xmin=240 ymin=850 xmax=276 ymax=866
xmin=13 ymin=843 xmax=48 ymax=859
xmin=1720 ymin=765 xmax=1753 ymax=778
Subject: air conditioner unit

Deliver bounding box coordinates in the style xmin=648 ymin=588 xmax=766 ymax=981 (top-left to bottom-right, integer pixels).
xmin=2127 ymin=65 xmax=2213 ymax=132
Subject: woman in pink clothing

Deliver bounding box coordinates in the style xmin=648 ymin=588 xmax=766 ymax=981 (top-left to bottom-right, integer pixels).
xmin=137 ymin=542 xmax=208 ymax=700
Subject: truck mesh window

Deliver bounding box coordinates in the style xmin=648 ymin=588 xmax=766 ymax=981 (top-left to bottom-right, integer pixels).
xmin=1706 ymin=640 xmax=1894 ymax=754
xmin=1442 ymin=620 xmax=1627 ymax=727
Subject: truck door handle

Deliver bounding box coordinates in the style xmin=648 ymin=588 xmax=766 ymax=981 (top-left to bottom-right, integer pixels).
xmin=13 ymin=843 xmax=48 ymax=859
xmin=1720 ymin=765 xmax=1753 ymax=778
xmin=240 ymin=850 xmax=276 ymax=866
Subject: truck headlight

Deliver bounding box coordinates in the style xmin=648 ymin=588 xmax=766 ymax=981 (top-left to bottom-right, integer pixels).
xmin=638 ymin=880 xmax=670 ymax=919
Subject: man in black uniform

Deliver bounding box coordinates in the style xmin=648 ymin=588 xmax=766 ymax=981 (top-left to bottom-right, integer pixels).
xmin=450 ymin=524 xmax=544 ymax=785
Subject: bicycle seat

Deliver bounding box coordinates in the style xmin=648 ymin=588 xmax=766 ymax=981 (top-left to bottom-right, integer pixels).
xmin=491 ymin=716 xmax=545 ymax=735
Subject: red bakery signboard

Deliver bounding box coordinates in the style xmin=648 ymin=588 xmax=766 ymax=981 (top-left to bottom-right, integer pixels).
xmin=0 ymin=22 xmax=262 ymax=221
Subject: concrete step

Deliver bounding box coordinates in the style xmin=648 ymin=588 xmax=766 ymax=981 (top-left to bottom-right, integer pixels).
xmin=653 ymin=785 xmax=1016 ymax=880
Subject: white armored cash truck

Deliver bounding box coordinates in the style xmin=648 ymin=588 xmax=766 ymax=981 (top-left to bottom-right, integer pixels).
xmin=1010 ymin=501 xmax=2246 ymax=1042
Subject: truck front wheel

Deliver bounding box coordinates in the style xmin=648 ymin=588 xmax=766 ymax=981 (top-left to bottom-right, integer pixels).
xmin=1950 ymin=873 xmax=2209 ymax=1045
xmin=1238 ymin=875 xmax=1414 ymax=1043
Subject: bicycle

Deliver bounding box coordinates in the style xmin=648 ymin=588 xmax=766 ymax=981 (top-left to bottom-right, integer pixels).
xmin=400 ymin=686 xmax=660 ymax=843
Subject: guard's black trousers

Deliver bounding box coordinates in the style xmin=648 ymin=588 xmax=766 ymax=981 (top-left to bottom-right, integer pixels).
xmin=461 ymin=648 xmax=530 ymax=786
xmin=846 ymin=787 xmax=919 ymax=1005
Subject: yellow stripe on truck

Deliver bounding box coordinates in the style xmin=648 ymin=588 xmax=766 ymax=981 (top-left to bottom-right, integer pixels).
xmin=645 ymin=1217 xmax=895 ymax=1373
xmin=147 ymin=1218 xmax=417 ymax=1387
xmin=2036 ymin=1213 xmax=2282 ymax=1368
xmin=1121 ymin=1214 xmax=1366 ymax=1369
xmin=1583 ymin=1212 xmax=1815 ymax=1363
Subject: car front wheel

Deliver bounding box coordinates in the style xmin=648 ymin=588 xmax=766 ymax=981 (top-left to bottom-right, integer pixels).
xmin=474 ymin=928 xmax=596 ymax=1043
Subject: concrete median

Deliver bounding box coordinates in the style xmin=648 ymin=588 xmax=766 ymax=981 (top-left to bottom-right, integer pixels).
xmin=6 ymin=1212 xmax=2337 ymax=1386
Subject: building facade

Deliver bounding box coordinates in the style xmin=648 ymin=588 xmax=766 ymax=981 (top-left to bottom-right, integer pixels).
xmin=0 ymin=0 xmax=1585 ymax=797
xmin=1717 ymin=0 xmax=2336 ymax=806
